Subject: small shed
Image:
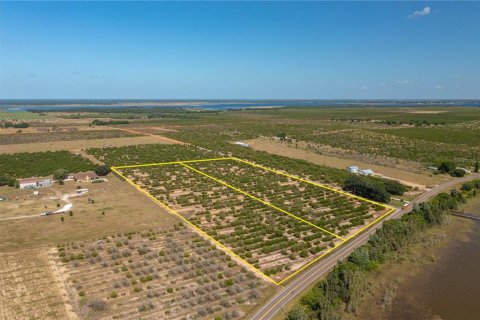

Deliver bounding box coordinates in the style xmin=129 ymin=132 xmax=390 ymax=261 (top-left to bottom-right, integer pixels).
xmin=360 ymin=169 xmax=374 ymax=176
xmin=346 ymin=166 xmax=359 ymax=173
xmin=234 ymin=141 xmax=250 ymax=148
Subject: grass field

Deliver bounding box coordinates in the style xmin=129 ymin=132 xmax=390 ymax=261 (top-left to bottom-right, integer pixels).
xmin=0 ymin=177 xmax=178 ymax=251
xmin=0 ymin=111 xmax=51 ymax=121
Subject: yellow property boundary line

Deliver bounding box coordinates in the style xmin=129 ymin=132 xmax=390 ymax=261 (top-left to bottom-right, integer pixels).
xmin=111 ymin=156 xmax=395 ymax=286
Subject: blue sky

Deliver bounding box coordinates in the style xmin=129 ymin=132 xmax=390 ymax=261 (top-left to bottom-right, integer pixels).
xmin=0 ymin=1 xmax=479 ymax=99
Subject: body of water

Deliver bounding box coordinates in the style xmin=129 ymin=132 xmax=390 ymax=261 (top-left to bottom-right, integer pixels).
xmin=1 ymin=99 xmax=480 ymax=112
xmin=387 ymin=218 xmax=480 ymax=320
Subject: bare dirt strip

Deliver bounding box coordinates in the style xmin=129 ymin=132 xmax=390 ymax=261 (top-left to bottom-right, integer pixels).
xmin=247 ymin=138 xmax=450 ymax=188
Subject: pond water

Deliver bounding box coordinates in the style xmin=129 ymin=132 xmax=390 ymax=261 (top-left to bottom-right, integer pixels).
xmin=387 ymin=218 xmax=480 ymax=320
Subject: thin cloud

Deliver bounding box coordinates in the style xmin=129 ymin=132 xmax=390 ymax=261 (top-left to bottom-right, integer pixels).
xmin=361 ymin=86 xmax=368 ymax=90
xmin=409 ymin=7 xmax=431 ymax=18
xmin=434 ymin=84 xmax=444 ymax=89
xmin=396 ymin=80 xmax=413 ymax=85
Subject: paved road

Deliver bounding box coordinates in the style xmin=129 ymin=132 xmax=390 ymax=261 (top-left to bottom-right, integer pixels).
xmin=252 ymin=173 xmax=480 ymax=320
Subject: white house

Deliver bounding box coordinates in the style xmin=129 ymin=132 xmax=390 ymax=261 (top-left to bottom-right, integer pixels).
xmin=346 ymin=166 xmax=359 ymax=173
xmin=360 ymin=169 xmax=374 ymax=176
xmin=234 ymin=141 xmax=250 ymax=148
xmin=19 ymin=178 xmax=52 ymax=189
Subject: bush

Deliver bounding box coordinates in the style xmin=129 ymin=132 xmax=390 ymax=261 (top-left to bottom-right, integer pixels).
xmin=87 ymin=299 xmax=107 ymax=311
xmin=287 ymin=306 xmax=309 ymax=320
xmin=95 ymin=165 xmax=111 ymax=176
xmin=451 ymin=168 xmax=466 ymax=177
xmin=438 ymin=161 xmax=456 ymax=174
xmin=53 ymin=168 xmax=69 ymax=181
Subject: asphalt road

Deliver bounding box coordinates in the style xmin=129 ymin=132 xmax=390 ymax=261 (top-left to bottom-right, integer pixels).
xmin=252 ymin=173 xmax=480 ymax=320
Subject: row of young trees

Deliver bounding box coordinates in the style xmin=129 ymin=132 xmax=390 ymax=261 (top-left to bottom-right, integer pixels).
xmin=91 ymin=119 xmax=130 ymax=126
xmin=287 ymin=181 xmax=480 ymax=320
xmin=1 ymin=121 xmax=30 ymax=129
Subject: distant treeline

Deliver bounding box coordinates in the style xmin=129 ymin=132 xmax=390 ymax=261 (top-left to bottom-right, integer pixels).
xmin=287 ymin=181 xmax=480 ymax=320
xmin=91 ymin=119 xmax=130 ymax=126
xmin=1 ymin=122 xmax=30 ymax=129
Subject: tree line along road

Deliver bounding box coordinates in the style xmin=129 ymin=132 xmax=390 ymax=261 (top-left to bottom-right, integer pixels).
xmin=251 ymin=173 xmax=480 ymax=320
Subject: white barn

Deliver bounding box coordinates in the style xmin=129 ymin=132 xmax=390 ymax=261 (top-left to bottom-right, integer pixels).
xmin=19 ymin=178 xmax=52 ymax=189
xmin=346 ymin=166 xmax=359 ymax=173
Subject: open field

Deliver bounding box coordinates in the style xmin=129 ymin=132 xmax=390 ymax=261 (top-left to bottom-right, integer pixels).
xmin=115 ymin=158 xmax=390 ymax=283
xmin=0 ymin=111 xmax=52 ymax=121
xmin=56 ymin=225 xmax=273 ymax=320
xmin=247 ymin=138 xmax=449 ymax=188
xmin=0 ymin=176 xmax=178 ymax=251
xmin=0 ymin=136 xmax=175 ymax=154
xmin=0 ymin=249 xmax=73 ymax=320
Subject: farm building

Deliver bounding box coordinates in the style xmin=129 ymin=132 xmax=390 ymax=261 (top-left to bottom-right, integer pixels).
xmin=234 ymin=141 xmax=250 ymax=148
xmin=360 ymin=169 xmax=374 ymax=176
xmin=346 ymin=166 xmax=359 ymax=173
xmin=18 ymin=178 xmax=52 ymax=189
xmin=71 ymin=171 xmax=99 ymax=183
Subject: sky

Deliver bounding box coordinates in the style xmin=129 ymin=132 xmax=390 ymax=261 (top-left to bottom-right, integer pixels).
xmin=0 ymin=1 xmax=479 ymax=99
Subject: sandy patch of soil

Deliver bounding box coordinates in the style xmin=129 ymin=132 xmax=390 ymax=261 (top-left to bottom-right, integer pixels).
xmin=247 ymin=138 xmax=449 ymax=188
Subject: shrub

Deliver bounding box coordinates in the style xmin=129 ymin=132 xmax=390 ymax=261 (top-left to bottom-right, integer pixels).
xmin=451 ymin=168 xmax=466 ymax=177
xmin=95 ymin=165 xmax=111 ymax=176
xmin=87 ymin=299 xmax=107 ymax=311
xmin=438 ymin=161 xmax=456 ymax=174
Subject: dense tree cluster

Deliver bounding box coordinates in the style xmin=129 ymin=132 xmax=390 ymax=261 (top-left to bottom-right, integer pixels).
xmin=342 ymin=175 xmax=391 ymax=203
xmin=0 ymin=174 xmax=17 ymax=187
xmin=287 ymin=182 xmax=480 ymax=320
xmin=437 ymin=161 xmax=467 ymax=177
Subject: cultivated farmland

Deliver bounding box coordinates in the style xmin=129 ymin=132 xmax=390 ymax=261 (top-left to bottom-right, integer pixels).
xmin=188 ymin=159 xmax=386 ymax=238
xmin=0 ymin=129 xmax=138 ymax=145
xmin=57 ymin=225 xmax=271 ymax=320
xmin=0 ymin=151 xmax=95 ymax=178
xmin=117 ymin=158 xmax=389 ymax=283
